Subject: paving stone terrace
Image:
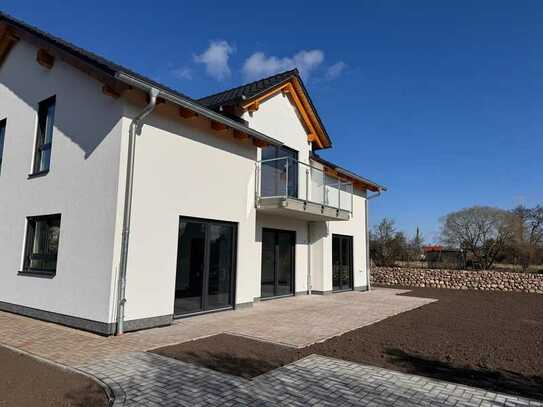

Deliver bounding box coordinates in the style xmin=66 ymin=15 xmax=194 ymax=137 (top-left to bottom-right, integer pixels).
xmin=2 ymin=288 xmax=542 ymax=406
xmin=0 ymin=288 xmax=434 ymax=366
xmin=81 ymin=352 xmax=543 ymax=407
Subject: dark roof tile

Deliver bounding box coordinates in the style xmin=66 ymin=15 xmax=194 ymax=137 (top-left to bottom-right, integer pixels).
xmin=197 ymin=69 xmax=297 ymax=108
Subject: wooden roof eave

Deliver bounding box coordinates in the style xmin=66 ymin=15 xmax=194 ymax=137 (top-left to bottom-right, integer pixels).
xmin=240 ymin=79 xmax=330 ymax=149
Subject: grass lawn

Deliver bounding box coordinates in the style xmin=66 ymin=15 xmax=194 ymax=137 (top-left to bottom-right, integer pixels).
xmin=0 ymin=345 xmax=108 ymax=407
xmin=153 ymin=288 xmax=543 ymax=401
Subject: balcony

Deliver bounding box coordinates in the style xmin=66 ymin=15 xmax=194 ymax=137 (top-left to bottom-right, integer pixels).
xmin=255 ymin=157 xmax=353 ymax=221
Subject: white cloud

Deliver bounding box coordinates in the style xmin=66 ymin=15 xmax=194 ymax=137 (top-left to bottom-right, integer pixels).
xmin=242 ymin=49 xmax=325 ymax=80
xmin=326 ymin=61 xmax=347 ymax=80
xmin=171 ymin=67 xmax=193 ymax=80
xmin=194 ymin=41 xmax=234 ymax=81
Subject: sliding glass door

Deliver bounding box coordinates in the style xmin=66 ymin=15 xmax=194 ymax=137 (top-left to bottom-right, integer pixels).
xmin=175 ymin=217 xmax=236 ymax=316
xmin=332 ymin=234 xmax=353 ymax=291
xmin=261 ymin=228 xmax=295 ymax=299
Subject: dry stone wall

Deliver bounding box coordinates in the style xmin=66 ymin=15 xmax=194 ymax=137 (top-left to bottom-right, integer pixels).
xmin=371 ymin=267 xmax=543 ymax=294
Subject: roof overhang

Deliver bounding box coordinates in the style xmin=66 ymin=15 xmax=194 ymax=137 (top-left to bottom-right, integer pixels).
xmin=115 ymin=73 xmax=282 ymax=147
xmin=0 ymin=13 xmax=283 ymax=150
xmin=240 ymin=76 xmax=332 ymax=150
xmin=310 ymin=153 xmax=387 ymax=193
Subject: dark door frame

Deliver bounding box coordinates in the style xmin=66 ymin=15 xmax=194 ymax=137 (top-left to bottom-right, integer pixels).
xmin=174 ymin=215 xmax=238 ymax=318
xmin=260 ymin=227 xmax=296 ymax=299
xmin=332 ymin=233 xmax=354 ymax=292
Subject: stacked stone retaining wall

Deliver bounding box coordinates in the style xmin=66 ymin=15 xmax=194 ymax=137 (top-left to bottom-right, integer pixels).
xmin=371 ymin=267 xmax=543 ymax=294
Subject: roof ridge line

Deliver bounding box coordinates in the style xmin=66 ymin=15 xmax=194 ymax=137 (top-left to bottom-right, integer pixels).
xmin=197 ymin=68 xmax=299 ymax=102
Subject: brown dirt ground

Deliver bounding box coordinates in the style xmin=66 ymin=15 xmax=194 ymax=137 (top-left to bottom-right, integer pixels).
xmin=152 ymin=288 xmax=543 ymax=401
xmin=0 ymin=345 xmax=108 ymax=407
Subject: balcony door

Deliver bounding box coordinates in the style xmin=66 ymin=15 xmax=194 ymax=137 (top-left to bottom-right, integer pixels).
xmin=174 ymin=217 xmax=236 ymax=316
xmin=261 ymin=145 xmax=298 ymax=198
xmin=261 ymin=228 xmax=295 ymax=299
xmin=332 ymin=234 xmax=353 ymax=291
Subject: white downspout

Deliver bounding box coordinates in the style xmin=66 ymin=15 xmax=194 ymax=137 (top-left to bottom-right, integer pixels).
xmin=116 ymin=87 xmax=159 ymax=336
xmin=307 ymin=222 xmax=312 ymax=295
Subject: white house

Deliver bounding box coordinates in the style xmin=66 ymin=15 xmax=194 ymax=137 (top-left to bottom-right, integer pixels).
xmin=0 ymin=13 xmax=385 ymax=335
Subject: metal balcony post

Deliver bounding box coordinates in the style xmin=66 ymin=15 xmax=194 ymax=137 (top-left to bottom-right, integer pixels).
xmin=338 ymin=180 xmax=341 ymax=210
xmin=305 ymin=168 xmax=309 ymax=201
xmin=350 ymin=183 xmax=354 ymax=214
xmin=285 ymin=158 xmax=289 ymax=198
xmin=322 ymin=173 xmax=326 ymax=206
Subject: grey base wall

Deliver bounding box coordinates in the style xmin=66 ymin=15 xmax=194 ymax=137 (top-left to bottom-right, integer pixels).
xmin=314 ymin=286 xmax=368 ymax=295
xmin=312 ymin=290 xmax=332 ymax=295
xmin=235 ymin=301 xmax=254 ymax=309
xmin=0 ymin=300 xmax=172 ymax=336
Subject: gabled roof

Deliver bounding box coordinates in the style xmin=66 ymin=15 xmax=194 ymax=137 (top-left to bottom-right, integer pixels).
xmin=198 ymin=69 xmax=332 ymax=150
xmin=198 ymin=69 xmax=298 ymax=108
xmin=0 ymin=11 xmax=282 ymax=147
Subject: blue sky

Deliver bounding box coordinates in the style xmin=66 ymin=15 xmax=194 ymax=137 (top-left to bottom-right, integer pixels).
xmin=3 ymin=1 xmax=542 ymax=242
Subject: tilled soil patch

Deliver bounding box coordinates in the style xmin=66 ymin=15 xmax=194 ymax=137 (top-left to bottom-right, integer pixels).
xmin=152 ymin=288 xmax=543 ymax=400
xmin=0 ymin=345 xmax=108 ymax=407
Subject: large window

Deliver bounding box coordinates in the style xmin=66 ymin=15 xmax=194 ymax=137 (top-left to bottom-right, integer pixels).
xmin=0 ymin=119 xmax=5 ymax=175
xmin=22 ymin=214 xmax=61 ymax=276
xmin=261 ymin=145 xmax=299 ymax=198
xmin=32 ymin=96 xmax=56 ymax=175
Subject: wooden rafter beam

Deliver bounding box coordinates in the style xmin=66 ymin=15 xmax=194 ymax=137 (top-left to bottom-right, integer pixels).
xmin=211 ymin=121 xmax=227 ymax=131
xmin=102 ymin=84 xmax=121 ymax=99
xmin=241 ymin=80 xmax=325 ymax=149
xmin=36 ymin=48 xmax=55 ymax=69
xmin=0 ymin=24 xmax=19 ymax=67
xmin=252 ymin=138 xmax=268 ymax=148
xmin=246 ymin=101 xmax=259 ymax=112
xmin=178 ymin=106 xmax=197 ymax=118
xmin=233 ymin=130 xmax=248 ymax=140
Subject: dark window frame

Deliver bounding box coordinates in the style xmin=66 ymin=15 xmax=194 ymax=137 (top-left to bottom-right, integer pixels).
xmin=332 ymin=233 xmax=354 ymax=292
xmin=20 ymin=214 xmax=62 ymax=277
xmin=260 ymin=227 xmax=296 ymax=299
xmin=0 ymin=118 xmax=6 ymax=175
xmin=31 ymin=95 xmax=56 ymax=176
xmin=261 ymin=145 xmax=299 ymax=198
xmin=174 ymin=215 xmax=238 ymax=318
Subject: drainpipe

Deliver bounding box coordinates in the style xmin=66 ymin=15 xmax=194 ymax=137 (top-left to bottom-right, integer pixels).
xmin=307 ymin=222 xmax=312 ymax=295
xmin=365 ymin=191 xmax=382 ymax=291
xmin=116 ymin=87 xmax=160 ymax=336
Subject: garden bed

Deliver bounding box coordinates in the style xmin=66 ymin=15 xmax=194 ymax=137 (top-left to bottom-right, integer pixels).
xmin=0 ymin=345 xmax=108 ymax=407
xmin=152 ymin=288 xmax=543 ymax=400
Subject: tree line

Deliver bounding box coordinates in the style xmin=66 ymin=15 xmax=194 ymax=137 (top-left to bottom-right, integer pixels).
xmin=370 ymin=205 xmax=543 ymax=271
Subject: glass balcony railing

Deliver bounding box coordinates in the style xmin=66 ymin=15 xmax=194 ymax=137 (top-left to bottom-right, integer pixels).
xmin=256 ymin=157 xmax=353 ymax=213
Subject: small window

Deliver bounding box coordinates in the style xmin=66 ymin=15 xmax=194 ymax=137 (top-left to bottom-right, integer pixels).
xmin=32 ymin=96 xmax=56 ymax=174
xmin=0 ymin=119 xmax=6 ymax=175
xmin=22 ymin=214 xmax=61 ymax=276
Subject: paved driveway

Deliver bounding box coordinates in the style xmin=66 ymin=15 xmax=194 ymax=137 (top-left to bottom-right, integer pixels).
xmin=0 ymin=288 xmax=434 ymax=365
xmin=4 ymin=288 xmax=540 ymax=406
xmin=82 ymin=352 xmax=542 ymax=407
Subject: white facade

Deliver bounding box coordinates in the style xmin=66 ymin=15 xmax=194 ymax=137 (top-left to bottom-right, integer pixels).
xmin=0 ymin=35 xmax=376 ymax=335
xmin=0 ymin=40 xmax=123 ymax=328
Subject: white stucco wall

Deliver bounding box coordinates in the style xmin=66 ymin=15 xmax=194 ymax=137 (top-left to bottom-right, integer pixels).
xmin=242 ymin=92 xmax=312 ymax=165
xmin=119 ymin=103 xmax=260 ymax=322
xmin=0 ymin=40 xmax=123 ymax=322
xmin=0 ymin=41 xmax=372 ymax=330
xmin=325 ymin=190 xmax=369 ymax=290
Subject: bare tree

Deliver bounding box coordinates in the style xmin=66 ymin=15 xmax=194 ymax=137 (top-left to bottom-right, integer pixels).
xmin=440 ymin=206 xmax=513 ymax=270
xmin=510 ymin=205 xmax=543 ymax=271
xmin=369 ymin=218 xmax=409 ymax=266
xmin=408 ymin=227 xmax=424 ymax=265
